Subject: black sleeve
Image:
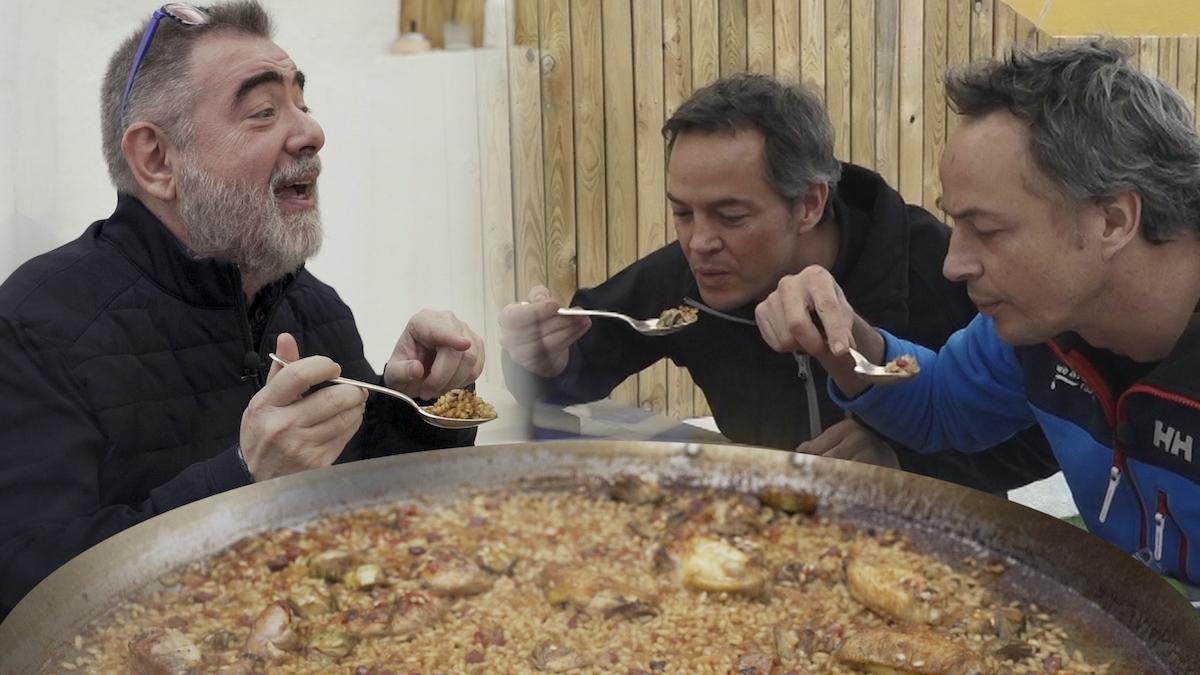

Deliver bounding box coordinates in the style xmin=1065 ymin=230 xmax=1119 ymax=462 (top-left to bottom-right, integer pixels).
xmin=503 ymin=247 xmax=685 ymax=405
xmin=0 ymin=319 xmax=253 ymax=617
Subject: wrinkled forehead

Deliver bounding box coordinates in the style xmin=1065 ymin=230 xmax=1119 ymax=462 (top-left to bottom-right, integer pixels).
xmin=186 ymin=32 xmax=299 ymax=97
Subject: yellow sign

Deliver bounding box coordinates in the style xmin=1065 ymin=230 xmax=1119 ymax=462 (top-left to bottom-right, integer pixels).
xmin=1004 ymin=0 xmax=1200 ymax=37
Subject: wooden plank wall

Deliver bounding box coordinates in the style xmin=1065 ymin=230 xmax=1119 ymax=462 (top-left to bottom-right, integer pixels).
xmin=488 ymin=0 xmax=1200 ymax=417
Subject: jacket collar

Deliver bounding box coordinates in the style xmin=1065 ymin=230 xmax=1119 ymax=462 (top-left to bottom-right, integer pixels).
xmin=681 ymin=163 xmax=913 ymax=331
xmin=1050 ymin=313 xmax=1200 ymax=399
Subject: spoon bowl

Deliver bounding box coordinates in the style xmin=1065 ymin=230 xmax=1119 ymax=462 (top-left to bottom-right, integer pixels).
xmin=847 ymin=347 xmax=919 ymax=385
xmin=268 ymin=353 xmax=494 ymax=429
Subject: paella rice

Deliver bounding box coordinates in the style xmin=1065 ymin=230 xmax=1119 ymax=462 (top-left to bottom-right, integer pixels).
xmin=58 ymin=477 xmax=1119 ymax=674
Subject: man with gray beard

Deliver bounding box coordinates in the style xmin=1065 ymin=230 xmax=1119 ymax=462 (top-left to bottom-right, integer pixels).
xmin=0 ymin=1 xmax=485 ymax=618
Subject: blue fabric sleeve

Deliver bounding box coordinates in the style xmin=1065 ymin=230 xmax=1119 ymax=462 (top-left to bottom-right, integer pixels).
xmin=829 ymin=314 xmax=1037 ymax=454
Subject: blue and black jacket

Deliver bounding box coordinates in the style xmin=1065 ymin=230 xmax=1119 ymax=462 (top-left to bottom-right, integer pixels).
xmin=835 ymin=314 xmax=1200 ymax=583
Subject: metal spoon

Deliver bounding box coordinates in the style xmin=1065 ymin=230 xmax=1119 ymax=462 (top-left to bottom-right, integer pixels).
xmin=267 ymin=353 xmax=495 ymax=429
xmin=847 ymin=347 xmax=918 ymax=385
xmin=555 ymin=307 xmax=695 ymax=336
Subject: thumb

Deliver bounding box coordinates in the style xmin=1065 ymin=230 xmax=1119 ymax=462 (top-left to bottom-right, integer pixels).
xmin=529 ymin=285 xmax=553 ymax=302
xmin=385 ymin=359 xmax=425 ymax=389
xmin=268 ymin=332 xmax=301 ymax=382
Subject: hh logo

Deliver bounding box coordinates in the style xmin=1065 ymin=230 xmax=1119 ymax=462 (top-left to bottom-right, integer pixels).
xmin=1050 ymin=364 xmax=1093 ymax=395
xmin=1154 ymin=420 xmax=1193 ymax=463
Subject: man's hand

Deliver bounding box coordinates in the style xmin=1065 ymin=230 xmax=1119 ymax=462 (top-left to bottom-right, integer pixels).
xmin=239 ymin=333 xmax=369 ymax=482
xmin=795 ymin=418 xmax=900 ymax=469
xmin=499 ymin=285 xmax=591 ymax=378
xmin=755 ymin=265 xmax=883 ymax=397
xmin=384 ymin=309 xmax=484 ymax=400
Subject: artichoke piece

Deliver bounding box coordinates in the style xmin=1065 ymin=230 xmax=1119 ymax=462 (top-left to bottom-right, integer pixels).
xmin=529 ymin=640 xmax=590 ymax=672
xmin=834 ymin=628 xmax=985 ymax=675
xmin=678 ymin=537 xmax=767 ymax=596
xmin=306 ymin=630 xmax=358 ymax=664
xmin=342 ymin=563 xmax=386 ymax=591
xmin=758 ymin=486 xmax=818 ymax=515
xmin=608 ymin=475 xmax=664 ymax=505
xmin=287 ymin=579 xmax=337 ymax=618
xmin=307 ymin=550 xmax=355 ymax=582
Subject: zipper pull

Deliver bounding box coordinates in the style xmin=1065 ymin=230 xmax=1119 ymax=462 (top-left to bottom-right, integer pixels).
xmin=1154 ymin=491 xmax=1168 ymax=563
xmin=793 ymin=353 xmax=809 ymax=382
xmin=1098 ymin=464 xmax=1121 ymax=524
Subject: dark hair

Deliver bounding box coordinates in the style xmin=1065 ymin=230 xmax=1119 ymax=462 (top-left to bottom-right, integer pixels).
xmin=100 ymin=1 xmax=273 ymax=193
xmin=662 ymin=72 xmax=841 ymax=211
xmin=945 ymin=38 xmax=1200 ymax=244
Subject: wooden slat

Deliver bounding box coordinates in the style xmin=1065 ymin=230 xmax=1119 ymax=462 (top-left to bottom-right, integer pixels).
xmin=692 ymin=0 xmax=721 ymax=88
xmin=573 ymin=0 xmax=606 ymax=290
xmin=826 ymin=0 xmax=851 ymax=160
xmin=664 ymin=0 xmax=697 ymax=418
xmin=1126 ymin=38 xmax=1141 ymax=70
xmin=720 ymin=0 xmax=748 ymax=75
xmin=633 ymin=0 xmax=669 ymax=413
xmin=800 ymin=0 xmax=826 ymax=94
xmin=849 ymin=0 xmax=875 ymax=167
xmin=602 ymin=0 xmax=639 ymax=406
xmin=475 ymin=5 xmax=516 ymax=384
xmin=923 ymin=0 xmax=947 ymax=216
xmin=875 ymin=0 xmax=899 ymax=185
xmin=946 ymin=0 xmax=971 ymax=141
xmin=970 ymin=0 xmax=993 ymax=62
xmin=1179 ymin=37 xmax=1199 ymax=126
xmin=1014 ymin=10 xmax=1037 ymax=53
xmin=747 ymin=0 xmax=774 ymax=74
xmin=510 ymin=0 xmax=547 ymax=298
xmin=898 ymin=0 xmax=923 ymax=205
xmin=993 ymin=0 xmax=1016 ymax=59
xmin=773 ymin=0 xmax=801 ymax=83
xmin=539 ymin=0 xmax=577 ymax=301
xmin=1140 ymin=39 xmax=1160 ymax=79
xmin=1160 ymin=37 xmax=1180 ymax=89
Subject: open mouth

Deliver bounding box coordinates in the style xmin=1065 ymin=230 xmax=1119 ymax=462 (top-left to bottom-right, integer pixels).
xmin=274 ymin=181 xmax=313 ymax=199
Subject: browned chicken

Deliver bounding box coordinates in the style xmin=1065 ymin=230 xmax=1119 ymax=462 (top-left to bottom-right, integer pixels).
xmin=416 ymin=547 xmax=494 ymax=596
xmin=845 ymin=557 xmax=946 ymax=625
xmin=128 ymin=628 xmax=202 ymax=675
xmin=307 ymin=550 xmax=356 ymax=582
xmin=244 ymin=602 xmax=301 ymax=660
xmin=340 ymin=588 xmax=447 ymax=639
xmin=834 ymin=628 xmax=988 ymax=675
xmin=529 ymin=640 xmax=591 ymax=672
xmin=539 ymin=564 xmax=658 ymax=618
xmin=675 ymin=536 xmax=767 ymax=596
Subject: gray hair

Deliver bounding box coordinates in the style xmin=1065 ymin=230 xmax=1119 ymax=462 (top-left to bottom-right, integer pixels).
xmin=945 ymin=38 xmax=1200 ymax=244
xmin=662 ymin=73 xmax=842 ymax=212
xmin=100 ymin=1 xmax=273 ymax=194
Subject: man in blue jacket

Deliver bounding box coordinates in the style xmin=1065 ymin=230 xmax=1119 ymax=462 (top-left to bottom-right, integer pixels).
xmin=756 ymin=39 xmax=1200 ymax=585
xmin=0 ymin=1 xmax=484 ymax=617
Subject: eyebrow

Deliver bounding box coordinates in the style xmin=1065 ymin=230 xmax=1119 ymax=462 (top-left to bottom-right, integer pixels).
xmin=936 ymin=196 xmax=995 ymax=221
xmin=232 ymin=69 xmax=306 ymax=108
xmin=666 ymin=192 xmax=752 ymax=209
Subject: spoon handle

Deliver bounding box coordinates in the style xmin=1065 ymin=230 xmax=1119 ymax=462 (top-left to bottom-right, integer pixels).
xmin=328 ymin=375 xmax=421 ymax=407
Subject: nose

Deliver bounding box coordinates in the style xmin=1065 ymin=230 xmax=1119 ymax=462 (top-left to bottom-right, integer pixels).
xmin=687 ymin=216 xmax=724 ymax=255
xmin=285 ymin=105 xmax=325 ymax=158
xmin=942 ymin=229 xmax=982 ymax=282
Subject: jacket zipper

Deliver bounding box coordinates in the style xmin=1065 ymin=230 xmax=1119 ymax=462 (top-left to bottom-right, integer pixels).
xmin=1155 ymin=490 xmax=1193 ymax=583
xmin=793 ymin=353 xmax=823 ymax=441
xmin=1046 ymin=342 xmax=1148 ymax=548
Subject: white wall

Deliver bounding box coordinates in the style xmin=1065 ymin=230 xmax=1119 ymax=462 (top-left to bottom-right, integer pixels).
xmin=0 ymin=0 xmax=500 ymax=379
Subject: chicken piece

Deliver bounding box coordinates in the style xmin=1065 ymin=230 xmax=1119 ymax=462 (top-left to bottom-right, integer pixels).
xmin=834 ymin=628 xmax=987 ymax=675
xmin=529 ymin=640 xmax=591 ymax=672
xmin=306 ymin=629 xmax=358 ymax=664
xmin=287 ymin=579 xmax=337 ymax=618
xmin=678 ymin=536 xmax=767 ymax=596
xmin=342 ymin=563 xmax=387 ymax=591
xmin=417 ymin=547 xmax=494 ymax=597
xmin=884 ymin=355 xmax=921 ymax=375
xmin=733 ymin=652 xmax=775 ymax=674
xmin=706 ymin=498 xmax=772 ymax=537
xmin=540 ymin=564 xmax=658 ymax=618
xmin=758 ymin=486 xmax=818 ymax=515
xmin=845 ymin=557 xmax=945 ymax=625
xmin=477 ymin=542 xmax=518 ymax=575
xmin=307 ymin=550 xmax=356 ymax=582
xmin=609 ymin=475 xmax=664 ymax=505
xmin=128 ymin=628 xmax=202 ymax=675
xmin=340 ymin=589 xmax=446 ymax=639
xmin=244 ymin=603 xmax=301 ymax=660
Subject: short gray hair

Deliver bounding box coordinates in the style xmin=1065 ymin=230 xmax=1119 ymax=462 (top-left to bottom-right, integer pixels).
xmin=100 ymin=1 xmax=273 ymax=194
xmin=945 ymin=38 xmax=1200 ymax=244
xmin=662 ymin=73 xmax=842 ymax=213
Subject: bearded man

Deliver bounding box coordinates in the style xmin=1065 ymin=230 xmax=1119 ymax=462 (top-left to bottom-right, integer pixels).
xmin=0 ymin=0 xmax=484 ymax=618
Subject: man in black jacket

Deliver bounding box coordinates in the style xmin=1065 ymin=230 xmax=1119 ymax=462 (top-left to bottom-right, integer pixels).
xmin=501 ymin=73 xmax=1057 ymax=490
xmin=0 ymin=1 xmax=483 ymax=617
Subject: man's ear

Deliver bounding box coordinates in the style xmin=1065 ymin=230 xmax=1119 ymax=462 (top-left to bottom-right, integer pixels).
xmin=792 ymin=181 xmax=830 ymax=233
xmin=121 ymin=122 xmax=179 ymax=202
xmin=1097 ymin=191 xmax=1141 ymax=261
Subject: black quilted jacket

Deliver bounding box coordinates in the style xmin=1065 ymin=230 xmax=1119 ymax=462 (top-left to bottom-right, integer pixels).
xmin=0 ymin=195 xmax=474 ymax=616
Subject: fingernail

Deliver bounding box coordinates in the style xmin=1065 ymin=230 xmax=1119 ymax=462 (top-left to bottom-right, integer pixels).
xmin=831 ymin=341 xmax=845 ymax=354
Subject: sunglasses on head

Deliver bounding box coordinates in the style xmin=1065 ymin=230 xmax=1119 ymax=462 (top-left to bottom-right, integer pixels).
xmin=118 ymin=3 xmax=210 ymax=126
